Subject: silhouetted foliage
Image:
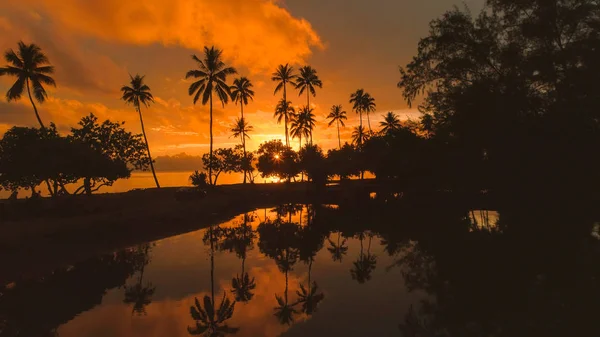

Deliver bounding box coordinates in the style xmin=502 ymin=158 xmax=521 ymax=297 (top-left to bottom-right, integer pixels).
xmin=256 ymin=140 xmax=299 ymax=182
xmin=190 ymin=170 xmax=209 ymax=188
xmin=202 ymin=147 xmax=244 ymax=186
xmin=298 ymin=144 xmax=328 ymax=185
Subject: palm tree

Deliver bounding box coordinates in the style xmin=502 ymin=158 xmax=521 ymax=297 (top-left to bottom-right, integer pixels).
xmin=230 ymin=118 xmax=253 ymax=184
xmin=186 ymin=46 xmax=237 ymax=185
xmin=272 ymin=64 xmax=296 ymax=146
xmin=0 ymin=41 xmax=55 ymax=128
xmin=121 ymin=74 xmax=160 ymax=188
xmin=229 ymin=214 xmax=257 ymax=303
xmin=123 ymin=244 xmax=155 ymax=315
xmin=380 ymin=111 xmax=401 ymax=135
xmin=229 ymin=77 xmax=254 ymax=120
xmin=327 ymin=232 xmax=348 ymax=263
xmin=351 ymin=125 xmax=368 ymax=147
xmin=362 ymin=93 xmax=376 ymax=133
xmin=289 ymin=112 xmax=304 ymax=151
xmin=327 ymin=105 xmax=347 ymax=148
xmin=296 ymin=281 xmax=325 ymax=316
xmin=298 ymin=106 xmax=316 ymax=145
xmin=274 ymin=248 xmax=299 ymax=325
xmin=294 ymin=66 xmax=322 ymax=108
xmin=274 ymin=99 xmax=295 ymax=145
xmin=349 ymin=89 xmax=365 ymax=130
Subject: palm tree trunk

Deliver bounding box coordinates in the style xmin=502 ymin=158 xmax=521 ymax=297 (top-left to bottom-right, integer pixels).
xmin=210 ymin=226 xmax=215 ymax=306
xmin=209 ymin=93 xmax=214 ymax=186
xmin=138 ymin=106 xmax=160 ymax=188
xmin=26 ymin=78 xmax=45 ymax=129
xmin=284 ymin=84 xmax=289 ymax=147
xmin=367 ymin=112 xmax=372 ymax=133
xmin=241 ymin=105 xmax=247 ymax=184
xmin=337 ymin=120 xmax=341 ymax=149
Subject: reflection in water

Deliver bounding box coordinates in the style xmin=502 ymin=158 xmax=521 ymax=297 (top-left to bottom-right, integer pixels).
xmin=2 ymin=200 xmax=600 ymax=336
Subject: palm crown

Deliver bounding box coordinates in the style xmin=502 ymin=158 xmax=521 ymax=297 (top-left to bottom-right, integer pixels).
xmin=0 ymin=41 xmax=56 ymax=128
xmin=230 ymin=77 xmax=254 ymax=118
xmin=294 ymin=66 xmax=322 ymax=106
xmin=327 ymin=105 xmax=347 ymax=127
xmin=380 ymin=112 xmax=401 ymax=135
xmin=231 ymin=117 xmax=253 ymax=142
xmin=186 ymin=47 xmax=237 ymax=106
xmin=121 ymin=74 xmax=154 ymax=109
xmin=272 ymin=64 xmax=296 ymax=95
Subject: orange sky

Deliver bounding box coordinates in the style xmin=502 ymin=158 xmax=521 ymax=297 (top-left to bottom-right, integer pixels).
xmin=0 ymin=0 xmax=484 ymax=156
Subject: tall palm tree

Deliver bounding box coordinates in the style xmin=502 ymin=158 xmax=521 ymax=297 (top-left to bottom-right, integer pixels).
xmin=351 ymin=125 xmax=368 ymax=147
xmin=274 ymin=99 xmax=295 ymax=145
xmin=231 ymin=118 xmax=253 ymax=184
xmin=294 ymin=66 xmax=322 ymax=108
xmin=289 ymin=112 xmax=305 ymax=151
xmin=0 ymin=41 xmax=55 ymax=128
xmin=229 ymin=77 xmax=254 ymax=120
xmin=186 ymin=46 xmax=237 ymax=185
xmin=380 ymin=111 xmax=401 ymax=135
xmin=349 ymin=89 xmax=365 ymax=130
xmin=121 ymin=74 xmax=160 ymax=188
xmin=362 ymin=93 xmax=376 ymax=133
xmin=326 ymin=105 xmax=347 ymax=148
xmin=272 ymin=64 xmax=296 ymax=146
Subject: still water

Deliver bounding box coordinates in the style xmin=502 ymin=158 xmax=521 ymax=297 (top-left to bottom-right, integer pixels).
xmin=2 ymin=201 xmax=599 ymax=337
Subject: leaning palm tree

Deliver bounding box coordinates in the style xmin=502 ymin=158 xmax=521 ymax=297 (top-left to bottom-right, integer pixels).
xmin=326 ymin=105 xmax=347 ymax=148
xmin=294 ymin=66 xmax=322 ymax=108
xmin=230 ymin=118 xmax=253 ymax=183
xmin=121 ymin=74 xmax=160 ymax=188
xmin=229 ymin=77 xmax=254 ymax=120
xmin=186 ymin=46 xmax=237 ymax=185
xmin=349 ymin=89 xmax=365 ymax=130
xmin=0 ymin=41 xmax=55 ymax=128
xmin=380 ymin=111 xmax=401 ymax=135
xmin=362 ymin=93 xmax=376 ymax=133
xmin=272 ymin=64 xmax=296 ymax=146
xmin=351 ymin=125 xmax=368 ymax=147
xmin=298 ymin=106 xmax=316 ymax=145
xmin=274 ymin=99 xmax=295 ymax=145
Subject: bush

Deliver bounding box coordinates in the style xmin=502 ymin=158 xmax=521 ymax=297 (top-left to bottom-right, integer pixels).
xmin=189 ymin=171 xmax=208 ymax=188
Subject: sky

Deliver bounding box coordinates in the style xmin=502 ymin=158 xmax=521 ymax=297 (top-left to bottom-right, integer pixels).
xmin=0 ymin=0 xmax=484 ymax=156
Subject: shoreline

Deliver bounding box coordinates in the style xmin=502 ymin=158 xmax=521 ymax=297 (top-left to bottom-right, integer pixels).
xmin=0 ymin=180 xmax=381 ymax=285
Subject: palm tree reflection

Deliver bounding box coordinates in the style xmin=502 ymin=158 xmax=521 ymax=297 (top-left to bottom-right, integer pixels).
xmin=123 ymin=244 xmax=155 ymax=315
xmin=327 ymin=232 xmax=348 ymax=263
xmin=350 ymin=232 xmax=377 ymax=284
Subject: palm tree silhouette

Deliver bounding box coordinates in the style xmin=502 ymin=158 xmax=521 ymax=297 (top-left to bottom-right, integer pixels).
xmin=294 ymin=66 xmax=322 ymax=108
xmin=352 ymin=125 xmax=369 ymax=147
xmin=229 ymin=77 xmax=254 ymax=120
xmin=189 ymin=225 xmax=238 ymax=336
xmin=123 ymin=244 xmax=155 ymax=315
xmin=230 ymin=118 xmax=253 ymax=184
xmin=273 ymin=247 xmax=299 ymax=325
xmin=298 ymin=106 xmax=316 ymax=145
xmin=0 ymin=41 xmax=55 ymax=129
xmin=272 ymin=64 xmax=296 ymax=146
xmin=290 ymin=112 xmax=305 ymax=151
xmin=186 ymin=46 xmax=237 ymax=185
xmin=362 ymin=93 xmax=376 ymax=133
xmin=274 ymin=99 xmax=295 ymax=146
xmin=121 ymin=74 xmax=160 ymax=188
xmin=380 ymin=111 xmax=401 ymax=135
xmin=350 ymin=232 xmax=377 ymax=284
xmin=327 ymin=105 xmax=347 ymax=149
xmin=349 ymin=89 xmax=366 ymax=130
xmin=327 ymin=232 xmax=348 ymax=263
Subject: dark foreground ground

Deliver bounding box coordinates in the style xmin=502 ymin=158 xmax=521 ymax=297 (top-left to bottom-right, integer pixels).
xmin=0 ymin=180 xmax=398 ymax=285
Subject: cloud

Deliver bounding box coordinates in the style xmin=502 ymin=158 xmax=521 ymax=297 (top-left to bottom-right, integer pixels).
xmin=2 ymin=0 xmax=323 ymax=74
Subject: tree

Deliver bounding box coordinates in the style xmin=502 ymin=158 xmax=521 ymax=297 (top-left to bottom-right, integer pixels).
xmin=362 ymin=93 xmax=376 ymax=133
xmin=272 ymin=64 xmax=296 ymax=146
xmin=121 ymin=74 xmax=160 ymax=188
xmin=298 ymin=106 xmax=316 ymax=145
xmin=256 ymin=140 xmax=299 ymax=182
xmin=349 ymin=89 xmax=376 ymax=134
xmin=274 ymin=99 xmax=295 ymax=147
xmin=70 ymin=113 xmax=151 ymax=195
xmin=0 ymin=41 xmax=55 ymax=129
xmin=326 ymin=144 xmax=361 ymax=180
xmin=350 ymin=232 xmax=377 ymax=284
xmin=186 ymin=46 xmax=237 ymax=185
xmin=294 ymin=66 xmax=322 ymax=108
xmin=327 ymin=105 xmax=347 ymax=148
xmin=351 ymin=125 xmax=369 ymax=147
xmin=230 ymin=118 xmax=253 ymax=184
xmin=229 ymin=77 xmax=254 ymax=121
xmin=380 ymin=112 xmax=401 ymax=135
xmin=298 ymin=144 xmax=328 ymax=185
xmin=202 ymin=147 xmax=242 ymax=186
xmin=225 ymin=214 xmax=257 ymax=303
xmin=327 ymin=232 xmax=348 ymax=263
xmin=123 ymin=244 xmax=155 ymax=315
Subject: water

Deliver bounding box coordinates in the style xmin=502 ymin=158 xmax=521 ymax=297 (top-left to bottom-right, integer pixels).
xmin=2 ymin=202 xmax=600 ymax=336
